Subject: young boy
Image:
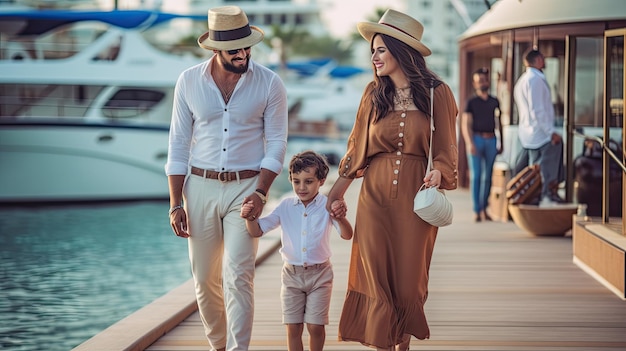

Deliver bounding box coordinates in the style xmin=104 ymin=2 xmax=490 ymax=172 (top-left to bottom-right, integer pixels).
xmin=241 ymin=150 xmax=353 ymax=351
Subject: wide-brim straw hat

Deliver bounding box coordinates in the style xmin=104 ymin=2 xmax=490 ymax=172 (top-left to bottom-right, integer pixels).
xmin=198 ymin=6 xmax=264 ymax=51
xmin=357 ymin=9 xmax=431 ymax=57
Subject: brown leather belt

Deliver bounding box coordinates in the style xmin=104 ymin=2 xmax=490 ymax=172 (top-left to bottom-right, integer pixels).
xmin=474 ymin=132 xmax=496 ymax=138
xmin=190 ymin=166 xmax=259 ymax=182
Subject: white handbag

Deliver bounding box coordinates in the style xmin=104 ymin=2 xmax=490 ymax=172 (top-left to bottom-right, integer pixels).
xmin=413 ymin=86 xmax=453 ymax=227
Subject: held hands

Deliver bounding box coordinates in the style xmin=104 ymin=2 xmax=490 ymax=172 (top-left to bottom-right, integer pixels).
xmin=169 ymin=207 xmax=190 ymax=238
xmin=240 ymin=200 xmax=263 ymax=237
xmin=423 ymin=169 xmax=442 ymax=188
xmin=327 ymin=199 xmax=348 ymax=219
xmin=240 ymin=200 xmax=256 ymax=220
xmin=240 ymin=192 xmax=265 ymax=221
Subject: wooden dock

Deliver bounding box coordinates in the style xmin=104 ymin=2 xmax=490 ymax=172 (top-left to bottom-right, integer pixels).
xmin=76 ymin=178 xmax=626 ymax=351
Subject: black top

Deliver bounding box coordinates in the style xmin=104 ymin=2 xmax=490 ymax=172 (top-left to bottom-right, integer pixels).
xmin=464 ymin=95 xmax=499 ymax=133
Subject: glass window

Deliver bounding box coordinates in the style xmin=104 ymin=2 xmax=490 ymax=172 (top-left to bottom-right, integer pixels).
xmin=604 ymin=33 xmax=624 ymax=219
xmin=102 ymin=88 xmax=165 ymax=119
xmin=572 ymin=37 xmax=604 ymax=128
xmin=295 ymin=14 xmax=304 ymax=25
xmin=544 ymin=56 xmax=563 ymax=126
xmin=607 ymin=35 xmax=624 ymax=130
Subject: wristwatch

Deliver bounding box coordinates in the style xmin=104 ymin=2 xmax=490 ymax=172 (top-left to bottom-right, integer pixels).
xmin=254 ymin=189 xmax=267 ymax=204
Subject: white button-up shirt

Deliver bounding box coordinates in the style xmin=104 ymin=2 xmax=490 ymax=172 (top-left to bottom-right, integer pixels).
xmin=514 ymin=67 xmax=555 ymax=149
xmin=165 ymin=57 xmax=288 ymax=175
xmin=258 ymin=194 xmax=342 ymax=266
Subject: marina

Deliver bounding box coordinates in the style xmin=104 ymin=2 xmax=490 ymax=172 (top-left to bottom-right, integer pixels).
xmin=1 ymin=0 xmax=625 ymax=350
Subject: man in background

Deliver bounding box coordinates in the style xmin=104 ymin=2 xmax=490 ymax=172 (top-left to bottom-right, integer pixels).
xmin=513 ymin=48 xmax=564 ymax=205
xmin=462 ymin=67 xmax=502 ymax=222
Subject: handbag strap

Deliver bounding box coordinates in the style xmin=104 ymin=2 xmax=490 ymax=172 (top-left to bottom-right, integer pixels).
xmin=425 ymin=86 xmax=435 ymax=176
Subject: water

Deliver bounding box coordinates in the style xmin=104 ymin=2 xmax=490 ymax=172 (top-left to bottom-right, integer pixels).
xmin=0 ymin=167 xmax=329 ymax=351
xmin=0 ymin=201 xmax=191 ymax=351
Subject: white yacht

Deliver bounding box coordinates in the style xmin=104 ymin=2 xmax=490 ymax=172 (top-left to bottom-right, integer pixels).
xmin=0 ymin=3 xmax=361 ymax=204
xmin=0 ymin=9 xmax=205 ymax=204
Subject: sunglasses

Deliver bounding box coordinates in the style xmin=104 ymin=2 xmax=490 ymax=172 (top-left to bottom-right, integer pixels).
xmin=226 ymin=47 xmax=250 ymax=55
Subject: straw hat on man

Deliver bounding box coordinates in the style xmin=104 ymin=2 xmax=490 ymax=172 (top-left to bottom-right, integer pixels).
xmin=197 ymin=5 xmax=264 ymax=51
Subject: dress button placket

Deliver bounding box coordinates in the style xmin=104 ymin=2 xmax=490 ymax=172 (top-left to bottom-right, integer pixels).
xmin=392 ymin=111 xmax=405 ymax=198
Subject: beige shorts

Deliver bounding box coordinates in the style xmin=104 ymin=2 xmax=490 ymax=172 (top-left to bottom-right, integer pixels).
xmin=281 ymin=261 xmax=333 ymax=325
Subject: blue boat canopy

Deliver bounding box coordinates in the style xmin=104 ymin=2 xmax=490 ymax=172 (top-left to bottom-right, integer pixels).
xmin=0 ymin=9 xmax=205 ymax=36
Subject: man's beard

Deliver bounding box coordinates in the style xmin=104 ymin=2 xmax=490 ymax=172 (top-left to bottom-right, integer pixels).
xmin=218 ymin=51 xmax=250 ymax=74
xmin=479 ymin=85 xmax=489 ymax=92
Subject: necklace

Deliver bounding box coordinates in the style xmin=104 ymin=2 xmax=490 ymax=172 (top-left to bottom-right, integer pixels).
xmin=215 ymin=75 xmax=240 ymax=104
xmin=394 ymin=87 xmax=412 ymax=115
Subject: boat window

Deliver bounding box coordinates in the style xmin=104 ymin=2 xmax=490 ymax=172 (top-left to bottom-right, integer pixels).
xmin=93 ymin=35 xmax=122 ymax=61
xmin=102 ymin=89 xmax=166 ymax=119
xmin=544 ymin=56 xmax=563 ymax=126
xmin=3 ymin=22 xmax=110 ymax=60
xmin=491 ymin=58 xmax=510 ymax=127
xmin=0 ymin=84 xmax=106 ymax=117
xmin=572 ymin=37 xmax=604 ymax=128
xmin=607 ymin=35 xmax=624 ymax=131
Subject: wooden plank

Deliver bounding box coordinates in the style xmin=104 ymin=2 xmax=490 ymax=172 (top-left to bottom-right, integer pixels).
xmin=146 ymin=184 xmax=626 ymax=351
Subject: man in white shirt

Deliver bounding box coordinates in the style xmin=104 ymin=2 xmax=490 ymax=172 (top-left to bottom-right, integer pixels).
xmin=513 ymin=49 xmax=563 ymax=205
xmin=165 ymin=6 xmax=288 ymax=351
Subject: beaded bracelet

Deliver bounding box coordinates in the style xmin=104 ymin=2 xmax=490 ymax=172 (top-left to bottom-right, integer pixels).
xmin=168 ymin=205 xmax=184 ymax=215
xmin=254 ymin=191 xmax=267 ymax=204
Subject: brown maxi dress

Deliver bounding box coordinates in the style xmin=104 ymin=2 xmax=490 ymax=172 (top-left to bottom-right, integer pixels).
xmin=337 ymin=81 xmax=458 ymax=348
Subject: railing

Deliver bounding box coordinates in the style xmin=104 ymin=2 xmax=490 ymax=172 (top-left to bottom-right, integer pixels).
xmin=574 ymin=132 xmax=626 ymax=174
xmin=0 ymin=96 xmax=161 ymax=120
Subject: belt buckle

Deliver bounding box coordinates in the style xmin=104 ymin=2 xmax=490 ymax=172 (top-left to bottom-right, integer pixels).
xmin=217 ymin=172 xmax=230 ymax=182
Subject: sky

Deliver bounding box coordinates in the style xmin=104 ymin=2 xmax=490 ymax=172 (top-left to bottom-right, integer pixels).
xmin=100 ymin=0 xmax=404 ymax=39
xmin=318 ymin=0 xmax=404 ymax=38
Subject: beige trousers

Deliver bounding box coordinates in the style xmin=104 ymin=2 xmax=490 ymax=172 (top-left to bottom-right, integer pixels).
xmin=184 ymin=174 xmax=259 ymax=351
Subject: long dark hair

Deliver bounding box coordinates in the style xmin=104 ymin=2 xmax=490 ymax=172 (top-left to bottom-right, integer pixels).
xmin=370 ymin=33 xmax=441 ymax=122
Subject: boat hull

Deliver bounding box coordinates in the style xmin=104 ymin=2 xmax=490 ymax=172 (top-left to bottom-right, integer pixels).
xmin=0 ymin=120 xmax=170 ymax=204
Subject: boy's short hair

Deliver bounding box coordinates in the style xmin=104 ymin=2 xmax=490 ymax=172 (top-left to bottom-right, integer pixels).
xmin=288 ymin=150 xmax=330 ymax=180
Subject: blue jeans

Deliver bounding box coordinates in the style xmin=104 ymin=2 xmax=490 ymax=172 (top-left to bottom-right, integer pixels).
xmin=468 ymin=135 xmax=498 ymax=214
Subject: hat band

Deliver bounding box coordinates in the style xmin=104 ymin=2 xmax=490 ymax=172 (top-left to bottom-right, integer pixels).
xmin=381 ymin=22 xmax=419 ymax=41
xmin=209 ymin=24 xmax=252 ymax=42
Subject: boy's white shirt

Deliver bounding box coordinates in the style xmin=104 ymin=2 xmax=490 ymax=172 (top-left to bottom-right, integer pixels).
xmin=258 ymin=193 xmax=341 ymax=266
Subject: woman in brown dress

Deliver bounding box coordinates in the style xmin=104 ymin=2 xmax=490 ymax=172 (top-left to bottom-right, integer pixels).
xmin=326 ymin=9 xmax=458 ymax=351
